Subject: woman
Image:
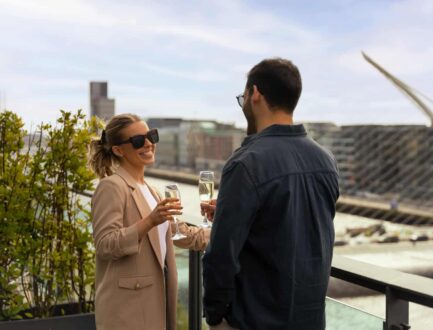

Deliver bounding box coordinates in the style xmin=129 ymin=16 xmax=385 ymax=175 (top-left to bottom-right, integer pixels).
xmin=88 ymin=113 xmax=208 ymax=330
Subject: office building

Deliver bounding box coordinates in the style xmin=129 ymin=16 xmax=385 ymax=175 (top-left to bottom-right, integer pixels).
xmin=146 ymin=117 xmax=245 ymax=176
xmin=90 ymin=82 xmax=115 ymax=121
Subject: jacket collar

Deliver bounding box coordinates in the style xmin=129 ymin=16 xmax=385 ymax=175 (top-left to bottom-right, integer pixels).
xmin=114 ymin=166 xmax=141 ymax=190
xmin=114 ymin=166 xmax=160 ymax=198
xmin=242 ymin=124 xmax=306 ymax=146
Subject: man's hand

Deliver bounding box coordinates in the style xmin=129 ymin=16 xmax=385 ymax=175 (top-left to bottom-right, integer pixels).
xmin=201 ymin=199 xmax=217 ymax=221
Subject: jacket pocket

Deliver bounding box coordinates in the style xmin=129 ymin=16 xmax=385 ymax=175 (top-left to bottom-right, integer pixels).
xmin=118 ymin=275 xmax=153 ymax=290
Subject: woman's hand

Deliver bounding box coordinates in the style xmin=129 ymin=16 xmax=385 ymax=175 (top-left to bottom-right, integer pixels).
xmin=138 ymin=198 xmax=183 ymax=239
xmin=148 ymin=198 xmax=183 ymax=226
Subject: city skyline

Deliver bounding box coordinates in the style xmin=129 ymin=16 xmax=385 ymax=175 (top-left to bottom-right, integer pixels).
xmin=1 ymin=0 xmax=433 ymax=129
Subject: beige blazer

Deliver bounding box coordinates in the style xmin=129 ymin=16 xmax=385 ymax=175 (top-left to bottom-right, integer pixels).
xmin=91 ymin=167 xmax=209 ymax=330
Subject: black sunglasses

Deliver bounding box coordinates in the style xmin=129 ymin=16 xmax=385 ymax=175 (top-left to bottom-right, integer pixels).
xmin=117 ymin=129 xmax=159 ymax=149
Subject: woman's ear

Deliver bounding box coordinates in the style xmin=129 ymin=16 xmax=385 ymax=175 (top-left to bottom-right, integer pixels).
xmin=111 ymin=145 xmax=123 ymax=158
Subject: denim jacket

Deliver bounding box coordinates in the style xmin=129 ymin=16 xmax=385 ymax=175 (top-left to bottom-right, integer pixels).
xmin=203 ymin=124 xmax=339 ymax=330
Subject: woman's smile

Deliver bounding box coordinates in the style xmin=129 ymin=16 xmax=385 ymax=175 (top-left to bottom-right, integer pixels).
xmin=138 ymin=148 xmax=154 ymax=159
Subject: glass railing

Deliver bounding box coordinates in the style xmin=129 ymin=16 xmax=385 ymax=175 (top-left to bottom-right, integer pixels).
xmin=186 ymin=251 xmax=433 ymax=330
xmin=175 ymin=249 xmax=190 ymax=330
xmin=325 ymin=297 xmax=384 ymax=330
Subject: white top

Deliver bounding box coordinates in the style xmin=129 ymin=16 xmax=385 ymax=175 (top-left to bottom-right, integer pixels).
xmin=137 ymin=183 xmax=169 ymax=262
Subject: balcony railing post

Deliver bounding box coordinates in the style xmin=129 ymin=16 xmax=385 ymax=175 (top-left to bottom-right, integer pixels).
xmin=385 ymin=287 xmax=410 ymax=330
xmin=188 ymin=250 xmax=202 ymax=330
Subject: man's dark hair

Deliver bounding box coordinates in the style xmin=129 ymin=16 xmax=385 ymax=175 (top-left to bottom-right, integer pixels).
xmin=246 ymin=58 xmax=302 ymax=113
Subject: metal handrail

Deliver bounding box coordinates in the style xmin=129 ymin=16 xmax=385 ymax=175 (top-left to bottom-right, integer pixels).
xmin=188 ymin=252 xmax=433 ymax=330
xmin=331 ymin=255 xmax=433 ymax=309
xmin=188 ymin=251 xmax=202 ymax=330
xmin=331 ymin=255 xmax=433 ymax=330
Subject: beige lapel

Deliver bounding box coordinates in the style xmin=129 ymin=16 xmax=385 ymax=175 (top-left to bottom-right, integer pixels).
xmin=115 ymin=167 xmax=164 ymax=269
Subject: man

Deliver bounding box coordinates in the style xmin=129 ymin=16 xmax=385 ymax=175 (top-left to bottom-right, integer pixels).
xmin=202 ymin=58 xmax=339 ymax=329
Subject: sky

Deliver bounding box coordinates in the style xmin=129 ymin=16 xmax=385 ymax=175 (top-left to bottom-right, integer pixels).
xmin=1 ymin=0 xmax=433 ymax=129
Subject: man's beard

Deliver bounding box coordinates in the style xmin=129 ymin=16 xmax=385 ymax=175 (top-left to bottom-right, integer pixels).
xmin=243 ymin=100 xmax=257 ymax=135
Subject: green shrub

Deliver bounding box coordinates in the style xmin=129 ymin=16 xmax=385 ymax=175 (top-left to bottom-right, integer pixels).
xmin=0 ymin=110 xmax=102 ymax=320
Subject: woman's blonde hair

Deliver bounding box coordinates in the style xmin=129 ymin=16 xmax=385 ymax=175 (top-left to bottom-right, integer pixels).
xmin=88 ymin=113 xmax=142 ymax=178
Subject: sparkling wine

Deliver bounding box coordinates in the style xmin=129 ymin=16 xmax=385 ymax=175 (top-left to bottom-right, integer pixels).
xmin=199 ymin=180 xmax=214 ymax=202
xmin=165 ymin=188 xmax=180 ymax=199
xmin=164 ymin=184 xmax=186 ymax=240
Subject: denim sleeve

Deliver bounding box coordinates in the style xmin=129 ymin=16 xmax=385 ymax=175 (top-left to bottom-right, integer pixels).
xmin=202 ymin=161 xmax=259 ymax=325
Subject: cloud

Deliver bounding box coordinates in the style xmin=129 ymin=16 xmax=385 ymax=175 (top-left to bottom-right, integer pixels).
xmin=0 ymin=0 xmax=116 ymax=27
xmin=0 ymin=0 xmax=323 ymax=55
xmin=338 ymin=47 xmax=433 ymax=77
xmin=0 ymin=0 xmax=432 ymax=128
xmin=337 ymin=0 xmax=433 ymax=76
xmin=138 ymin=62 xmax=227 ymax=82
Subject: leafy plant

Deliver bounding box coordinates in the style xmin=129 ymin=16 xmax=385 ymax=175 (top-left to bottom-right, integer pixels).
xmin=0 ymin=111 xmax=31 ymax=320
xmin=0 ymin=110 xmax=102 ymax=320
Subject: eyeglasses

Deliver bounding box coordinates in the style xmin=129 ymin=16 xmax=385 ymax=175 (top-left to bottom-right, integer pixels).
xmin=236 ymin=94 xmax=244 ymax=108
xmin=117 ymin=129 xmax=159 ymax=149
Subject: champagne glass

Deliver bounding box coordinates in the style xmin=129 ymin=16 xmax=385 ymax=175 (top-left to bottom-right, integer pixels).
xmin=198 ymin=171 xmax=214 ymax=228
xmin=165 ymin=184 xmax=186 ymax=240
